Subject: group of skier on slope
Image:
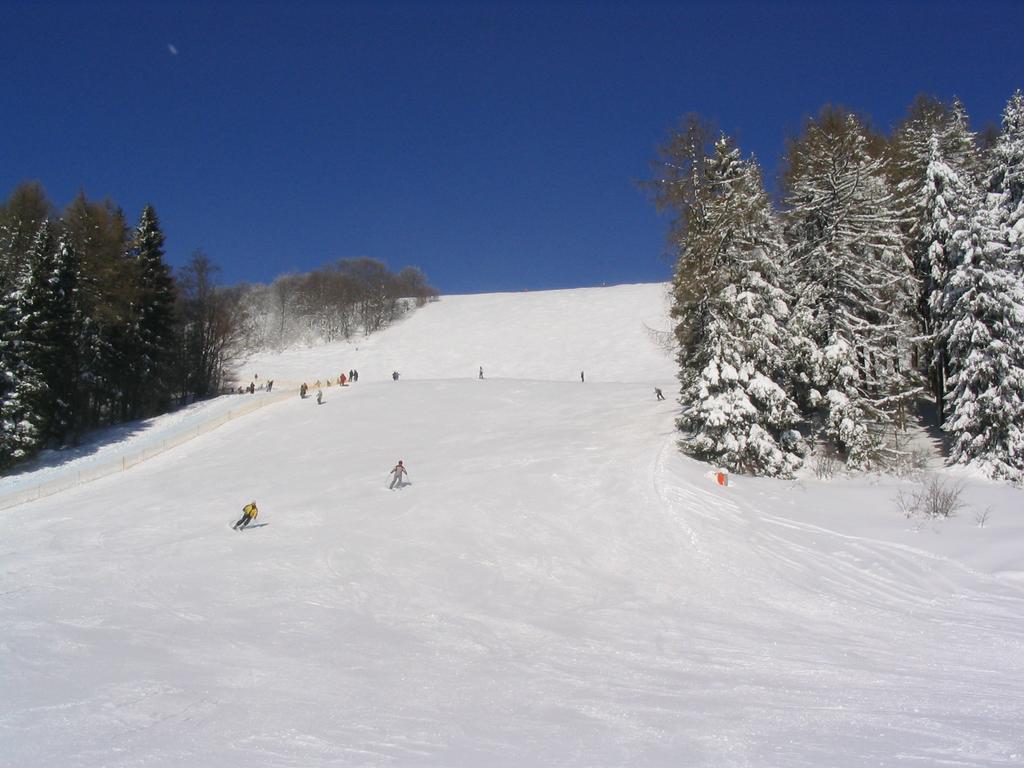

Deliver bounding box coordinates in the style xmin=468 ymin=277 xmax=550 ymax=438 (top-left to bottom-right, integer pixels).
xmin=237 ymin=367 xmax=669 ymax=531
xmin=298 ymin=370 xmax=362 ymax=405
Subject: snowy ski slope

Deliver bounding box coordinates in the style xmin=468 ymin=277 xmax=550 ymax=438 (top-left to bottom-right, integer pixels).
xmin=240 ymin=282 xmax=676 ymax=386
xmin=2 ymin=283 xmax=1023 ymax=767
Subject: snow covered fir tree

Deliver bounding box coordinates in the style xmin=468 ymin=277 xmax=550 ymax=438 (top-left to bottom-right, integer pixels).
xmin=123 ymin=205 xmax=177 ymax=419
xmin=889 ymin=96 xmax=981 ymax=422
xmin=936 ymin=91 xmax=1024 ymax=481
xmin=651 ymin=119 xmax=802 ymax=477
xmin=782 ymin=108 xmax=918 ymax=469
xmin=651 ymin=90 xmax=1024 ymax=481
xmin=0 ymin=263 xmax=48 ymax=464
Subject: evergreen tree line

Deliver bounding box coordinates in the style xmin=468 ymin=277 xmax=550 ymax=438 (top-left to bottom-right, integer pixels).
xmin=0 ymin=184 xmax=436 ymax=469
xmin=649 ymin=90 xmax=1024 ymax=481
xmin=0 ymin=185 xmax=182 ymax=468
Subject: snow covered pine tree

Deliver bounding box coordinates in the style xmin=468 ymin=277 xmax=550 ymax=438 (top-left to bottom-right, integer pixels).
xmin=655 ymin=122 xmax=803 ymax=476
xmin=938 ymin=91 xmax=1024 ymax=480
xmin=782 ymin=109 xmax=917 ymax=469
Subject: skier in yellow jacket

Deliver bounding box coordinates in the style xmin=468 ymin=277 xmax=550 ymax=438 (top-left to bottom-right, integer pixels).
xmin=233 ymin=501 xmax=258 ymax=530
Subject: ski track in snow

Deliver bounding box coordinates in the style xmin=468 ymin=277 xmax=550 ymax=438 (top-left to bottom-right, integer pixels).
xmin=653 ymin=448 xmax=1024 ymax=766
xmin=2 ymin=283 xmax=1023 ymax=767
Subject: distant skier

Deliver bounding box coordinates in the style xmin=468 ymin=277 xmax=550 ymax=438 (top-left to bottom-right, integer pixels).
xmin=392 ymin=371 xmax=400 ymax=381
xmin=353 ymin=369 xmax=358 ymax=382
xmin=580 ymin=370 xmax=585 ymax=382
xmin=388 ymin=460 xmax=409 ymax=489
xmin=655 ymin=387 xmax=665 ymax=401
xmin=300 ymin=382 xmax=308 ymax=399
xmin=233 ymin=501 xmax=259 ymax=530
xmin=316 ymin=389 xmax=323 ymax=405
xmin=479 ymin=366 xmax=484 ymax=379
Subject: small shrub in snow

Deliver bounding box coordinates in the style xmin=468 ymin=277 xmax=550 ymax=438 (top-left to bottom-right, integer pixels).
xmin=974 ymin=506 xmax=993 ymax=528
xmin=895 ymin=474 xmax=966 ymax=520
xmin=811 ymin=446 xmax=840 ymax=480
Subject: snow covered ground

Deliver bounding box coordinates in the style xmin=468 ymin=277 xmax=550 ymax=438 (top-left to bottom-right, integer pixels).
xmin=2 ymin=283 xmax=1023 ymax=767
xmin=239 ymin=283 xmax=676 ymax=386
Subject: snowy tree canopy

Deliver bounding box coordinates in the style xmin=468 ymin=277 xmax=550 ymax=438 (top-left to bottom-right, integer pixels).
xmin=782 ymin=109 xmax=917 ymax=468
xmin=937 ymin=91 xmax=1024 ymax=481
xmin=0 ymin=261 xmax=47 ymax=467
xmin=647 ymin=95 xmax=1024 ymax=480
xmin=940 ymin=204 xmax=1024 ymax=480
xmin=124 ymin=204 xmax=178 ymax=417
xmin=918 ymin=135 xmax=979 ymax=421
xmin=662 ymin=131 xmax=803 ymax=476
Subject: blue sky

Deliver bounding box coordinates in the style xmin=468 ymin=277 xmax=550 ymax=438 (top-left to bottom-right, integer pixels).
xmin=2 ymin=0 xmax=1021 ymax=294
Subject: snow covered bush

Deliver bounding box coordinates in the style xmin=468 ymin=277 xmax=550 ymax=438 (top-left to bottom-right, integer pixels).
xmin=811 ymin=446 xmax=840 ymax=480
